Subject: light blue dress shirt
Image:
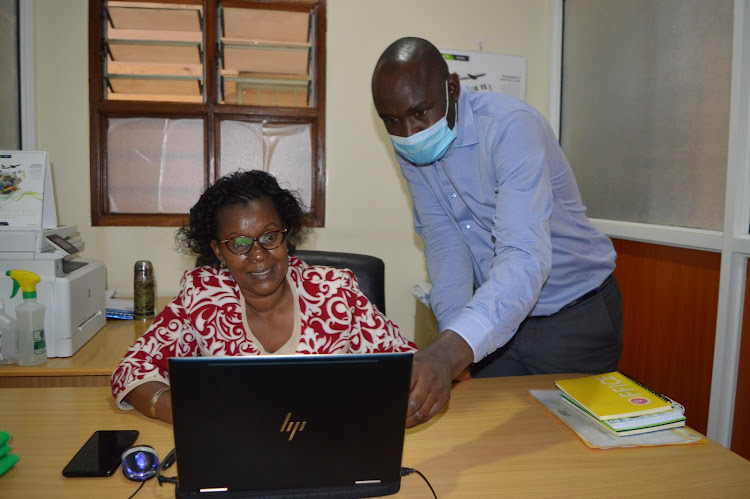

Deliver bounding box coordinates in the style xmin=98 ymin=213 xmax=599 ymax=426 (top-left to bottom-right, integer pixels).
xmin=397 ymin=87 xmax=616 ymax=363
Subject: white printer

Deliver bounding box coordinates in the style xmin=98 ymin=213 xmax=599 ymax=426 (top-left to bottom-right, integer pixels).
xmin=0 ymin=225 xmax=107 ymax=358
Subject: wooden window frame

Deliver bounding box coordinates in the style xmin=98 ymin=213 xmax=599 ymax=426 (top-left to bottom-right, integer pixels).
xmin=88 ymin=0 xmax=326 ymax=227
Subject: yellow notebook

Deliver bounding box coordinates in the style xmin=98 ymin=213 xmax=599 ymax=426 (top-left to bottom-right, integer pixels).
xmin=554 ymin=371 xmax=672 ymax=420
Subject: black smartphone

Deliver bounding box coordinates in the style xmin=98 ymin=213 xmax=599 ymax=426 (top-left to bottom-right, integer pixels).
xmin=62 ymin=430 xmax=139 ymax=477
xmin=46 ymin=234 xmax=80 ymax=255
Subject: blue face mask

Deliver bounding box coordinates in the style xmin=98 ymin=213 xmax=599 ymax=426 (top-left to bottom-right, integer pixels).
xmin=390 ymin=82 xmax=457 ymax=165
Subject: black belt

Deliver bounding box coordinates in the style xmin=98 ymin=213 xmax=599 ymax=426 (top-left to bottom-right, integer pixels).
xmin=561 ymin=274 xmax=613 ymax=311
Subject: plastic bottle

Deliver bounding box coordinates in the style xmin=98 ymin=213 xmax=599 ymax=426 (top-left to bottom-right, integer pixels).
xmin=6 ymin=270 xmax=46 ymax=366
xmin=134 ymin=260 xmax=155 ymax=320
xmin=0 ymin=299 xmax=18 ymax=365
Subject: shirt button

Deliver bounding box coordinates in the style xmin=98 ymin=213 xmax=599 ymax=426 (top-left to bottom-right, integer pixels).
xmin=465 ymin=224 xmax=471 ymax=229
xmin=451 ymin=192 xmax=457 ymax=198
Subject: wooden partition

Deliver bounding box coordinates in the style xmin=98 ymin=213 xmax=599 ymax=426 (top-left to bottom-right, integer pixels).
xmin=612 ymin=238 xmax=721 ymax=435
xmin=731 ymin=267 xmax=750 ymax=459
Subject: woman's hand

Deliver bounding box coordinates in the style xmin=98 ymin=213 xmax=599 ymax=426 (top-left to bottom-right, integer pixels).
xmin=123 ymin=381 xmax=173 ymax=424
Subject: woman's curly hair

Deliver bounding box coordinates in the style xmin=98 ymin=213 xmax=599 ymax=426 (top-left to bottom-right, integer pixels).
xmin=176 ymin=170 xmax=309 ymax=267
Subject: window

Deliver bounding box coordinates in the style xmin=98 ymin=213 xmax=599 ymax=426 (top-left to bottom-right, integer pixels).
xmin=560 ymin=0 xmax=731 ymax=231
xmin=88 ymin=0 xmax=326 ymax=226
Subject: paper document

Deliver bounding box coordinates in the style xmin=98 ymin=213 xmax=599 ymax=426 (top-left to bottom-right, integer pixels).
xmin=106 ymin=298 xmax=135 ymax=320
xmin=441 ymin=49 xmax=527 ymax=101
xmin=530 ymin=389 xmax=705 ymax=449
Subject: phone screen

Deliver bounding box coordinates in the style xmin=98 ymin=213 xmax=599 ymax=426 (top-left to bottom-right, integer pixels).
xmin=46 ymin=234 xmax=80 ymax=255
xmin=62 ymin=430 xmax=139 ymax=477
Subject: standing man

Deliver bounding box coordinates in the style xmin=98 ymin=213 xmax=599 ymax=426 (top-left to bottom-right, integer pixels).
xmin=372 ymin=37 xmax=623 ymax=428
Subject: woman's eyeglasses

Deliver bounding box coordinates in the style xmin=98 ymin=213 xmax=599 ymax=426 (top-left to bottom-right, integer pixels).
xmin=219 ymin=229 xmax=287 ymax=255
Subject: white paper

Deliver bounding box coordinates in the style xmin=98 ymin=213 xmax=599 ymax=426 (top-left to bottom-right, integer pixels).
xmin=0 ymin=151 xmax=58 ymax=229
xmin=106 ymin=298 xmax=135 ymax=313
xmin=441 ymin=49 xmax=527 ymax=101
xmin=412 ymin=282 xmax=432 ymax=307
xmin=530 ymin=389 xmax=705 ymax=449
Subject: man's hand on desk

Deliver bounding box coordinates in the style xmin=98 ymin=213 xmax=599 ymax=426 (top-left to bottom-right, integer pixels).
xmin=407 ymin=330 xmax=474 ymax=428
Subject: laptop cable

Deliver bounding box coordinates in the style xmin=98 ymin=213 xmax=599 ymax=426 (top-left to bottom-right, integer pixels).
xmin=401 ymin=466 xmax=437 ymax=498
xmin=156 ymin=448 xmax=178 ymax=486
xmin=127 ymin=481 xmax=145 ymax=499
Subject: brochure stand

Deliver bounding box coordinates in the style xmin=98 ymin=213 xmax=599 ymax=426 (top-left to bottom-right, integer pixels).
xmin=0 ymin=151 xmax=58 ymax=229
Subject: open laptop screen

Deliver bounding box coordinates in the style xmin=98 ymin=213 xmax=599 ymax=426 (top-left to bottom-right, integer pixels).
xmin=169 ymin=353 xmax=413 ymax=498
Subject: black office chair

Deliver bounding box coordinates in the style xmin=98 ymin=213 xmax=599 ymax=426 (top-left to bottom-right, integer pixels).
xmin=293 ymin=250 xmax=386 ymax=314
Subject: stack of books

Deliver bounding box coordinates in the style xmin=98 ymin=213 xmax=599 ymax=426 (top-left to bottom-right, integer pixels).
xmin=105 ymin=298 xmax=135 ymax=320
xmin=554 ymin=371 xmax=686 ymax=437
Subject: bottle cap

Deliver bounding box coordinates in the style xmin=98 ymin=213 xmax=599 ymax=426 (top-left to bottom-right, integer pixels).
xmin=134 ymin=261 xmax=154 ymax=279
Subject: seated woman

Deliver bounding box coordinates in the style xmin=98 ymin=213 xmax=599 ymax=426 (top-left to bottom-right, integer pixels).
xmin=112 ymin=170 xmax=416 ymax=423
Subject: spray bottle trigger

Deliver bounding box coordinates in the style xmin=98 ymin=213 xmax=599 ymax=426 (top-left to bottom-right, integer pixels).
xmin=5 ymin=273 xmax=20 ymax=299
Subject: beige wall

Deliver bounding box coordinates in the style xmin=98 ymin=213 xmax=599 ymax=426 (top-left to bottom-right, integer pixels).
xmin=34 ymin=0 xmax=553 ymax=340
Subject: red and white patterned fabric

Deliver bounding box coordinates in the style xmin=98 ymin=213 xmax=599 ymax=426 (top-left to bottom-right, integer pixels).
xmin=111 ymin=256 xmax=416 ymax=408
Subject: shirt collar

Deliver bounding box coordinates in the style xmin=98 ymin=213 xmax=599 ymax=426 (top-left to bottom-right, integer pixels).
xmin=443 ymin=85 xmax=478 ymax=158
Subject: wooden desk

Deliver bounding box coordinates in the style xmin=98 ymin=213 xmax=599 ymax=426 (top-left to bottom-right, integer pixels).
xmin=1 ymin=375 xmax=748 ymax=498
xmin=0 ymin=298 xmax=169 ymax=388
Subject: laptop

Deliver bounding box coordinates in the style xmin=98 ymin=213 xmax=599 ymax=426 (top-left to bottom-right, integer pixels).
xmin=168 ymin=353 xmax=413 ymax=498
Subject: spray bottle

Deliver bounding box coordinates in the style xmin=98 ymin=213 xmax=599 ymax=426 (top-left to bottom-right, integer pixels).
xmin=0 ymin=298 xmax=17 ymax=365
xmin=6 ymin=270 xmax=47 ymax=366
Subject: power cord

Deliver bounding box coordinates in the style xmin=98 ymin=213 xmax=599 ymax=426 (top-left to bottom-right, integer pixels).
xmin=157 ymin=448 xmax=178 ymax=486
xmin=127 ymin=481 xmax=145 ymax=499
xmin=134 ymin=457 xmax=431 ymax=497
xmin=401 ymin=466 xmax=437 ymax=498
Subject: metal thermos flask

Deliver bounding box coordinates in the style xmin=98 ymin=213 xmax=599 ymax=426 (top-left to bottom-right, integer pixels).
xmin=134 ymin=260 xmax=155 ymax=319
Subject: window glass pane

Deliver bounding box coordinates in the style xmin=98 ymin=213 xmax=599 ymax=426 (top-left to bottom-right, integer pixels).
xmin=107 ymin=77 xmax=202 ymax=102
xmin=0 ymin=0 xmax=20 ymax=149
xmin=219 ymin=6 xmax=312 ymax=107
xmin=108 ymin=41 xmax=201 ymax=65
xmin=220 ymin=121 xmax=312 ymax=208
xmin=107 ymin=118 xmax=204 ymax=213
xmin=104 ymin=1 xmax=203 ymax=102
xmin=223 ymin=8 xmax=309 ymax=42
xmin=108 ymin=4 xmax=200 ymax=31
xmin=222 ymin=76 xmax=309 ymax=107
xmin=561 ymin=0 xmax=732 ymax=230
